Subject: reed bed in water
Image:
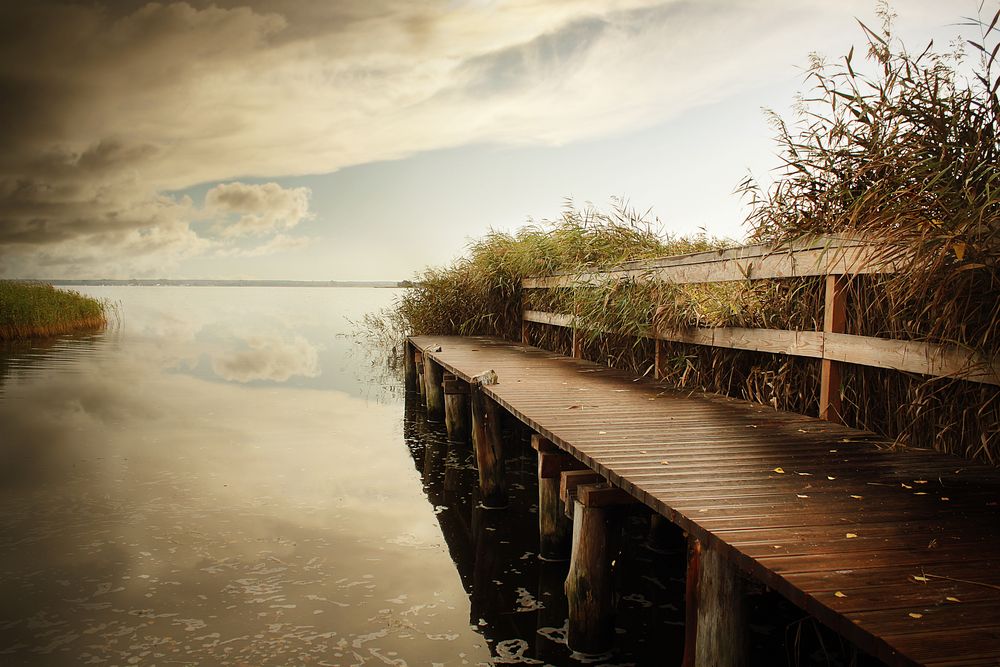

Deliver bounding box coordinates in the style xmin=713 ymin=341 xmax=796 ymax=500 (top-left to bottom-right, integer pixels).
xmin=377 ymin=9 xmax=1000 ymax=463
xmin=0 ymin=281 xmax=109 ymax=340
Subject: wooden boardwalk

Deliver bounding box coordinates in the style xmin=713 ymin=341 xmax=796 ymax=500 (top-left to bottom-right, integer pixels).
xmin=410 ymin=334 xmax=1000 ymax=667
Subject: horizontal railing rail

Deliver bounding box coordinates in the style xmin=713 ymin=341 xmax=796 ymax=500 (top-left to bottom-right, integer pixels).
xmin=520 ymin=237 xmax=999 ymax=422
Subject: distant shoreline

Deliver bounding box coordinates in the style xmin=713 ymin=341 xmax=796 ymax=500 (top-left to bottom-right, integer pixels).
xmin=40 ymin=279 xmax=412 ymax=288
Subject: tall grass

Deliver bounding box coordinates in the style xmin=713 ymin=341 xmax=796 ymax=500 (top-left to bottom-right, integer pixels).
xmin=376 ymin=7 xmax=1000 ymax=463
xmin=0 ymin=281 xmax=109 ymax=340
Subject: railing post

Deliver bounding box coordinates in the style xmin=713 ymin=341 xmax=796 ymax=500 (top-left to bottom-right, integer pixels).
xmin=820 ymin=274 xmax=849 ymax=423
xmin=654 ymin=338 xmax=664 ymax=380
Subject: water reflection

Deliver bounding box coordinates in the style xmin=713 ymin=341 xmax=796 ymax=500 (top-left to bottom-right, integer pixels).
xmin=0 ymin=287 xmax=868 ymax=665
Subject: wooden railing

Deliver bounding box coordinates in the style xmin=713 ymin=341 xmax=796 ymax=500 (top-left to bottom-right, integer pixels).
xmin=520 ymin=236 xmax=999 ymax=423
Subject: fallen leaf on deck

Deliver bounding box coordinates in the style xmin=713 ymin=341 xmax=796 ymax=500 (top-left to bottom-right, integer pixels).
xmin=798 ymin=472 xmax=812 ymax=476
xmin=845 ymin=533 xmax=858 ymax=539
xmin=946 ymin=596 xmax=961 ymax=603
xmin=660 ymin=460 xmax=670 ymax=465
xmin=834 ymin=591 xmax=847 ymax=598
xmin=902 ymin=483 xmax=913 ymax=489
xmin=941 ymin=497 xmax=950 ymax=501
xmin=914 ymin=480 xmax=928 ymax=484
xmin=908 ymin=612 xmax=923 ymax=619
xmin=912 ymin=575 xmax=930 ymax=583
xmin=850 ymin=495 xmax=863 ymax=499
xmin=827 ymin=476 xmax=836 ymax=480
xmin=774 ymin=467 xmax=785 ymax=474
xmin=567 ymin=405 xmax=580 ymax=410
xmin=796 ymin=494 xmax=809 ymax=499
xmin=598 ymin=431 xmax=607 ymax=435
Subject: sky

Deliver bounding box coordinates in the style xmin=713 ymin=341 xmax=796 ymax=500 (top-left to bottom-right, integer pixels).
xmin=0 ymin=0 xmax=994 ymax=280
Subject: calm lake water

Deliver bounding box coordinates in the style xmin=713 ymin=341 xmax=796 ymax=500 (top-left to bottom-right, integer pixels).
xmin=0 ymin=287 xmax=859 ymax=666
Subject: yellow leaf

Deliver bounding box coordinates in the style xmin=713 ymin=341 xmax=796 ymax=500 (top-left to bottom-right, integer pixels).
xmin=845 ymin=533 xmax=858 ymax=539
xmin=914 ymin=480 xmax=928 ymax=484
xmin=946 ymin=596 xmax=961 ymax=603
xmin=850 ymin=495 xmax=863 ymax=499
xmin=912 ymin=575 xmax=930 ymax=582
xmin=952 ymin=242 xmax=967 ymax=260
xmin=834 ymin=591 xmax=847 ymax=598
xmin=660 ymin=460 xmax=670 ymax=465
xmin=797 ymin=494 xmax=809 ymax=499
xmin=798 ymin=472 xmax=812 ymax=476
xmin=827 ymin=476 xmax=836 ymax=480
xmin=909 ymin=612 xmax=923 ymax=619
xmin=774 ymin=467 xmax=785 ymax=474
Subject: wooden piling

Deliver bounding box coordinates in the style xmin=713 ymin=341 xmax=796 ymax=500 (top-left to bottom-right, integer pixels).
xmin=470 ymin=372 xmax=506 ymax=508
xmin=443 ymin=373 xmax=471 ymax=443
xmin=414 ymin=351 xmax=424 ymax=396
xmin=424 ymin=358 xmax=445 ymax=422
xmin=564 ymin=483 xmax=631 ymax=655
xmin=403 ymin=340 xmax=417 ymax=390
xmin=683 ymin=536 xmax=748 ymax=667
xmin=532 ymin=435 xmax=572 ymax=561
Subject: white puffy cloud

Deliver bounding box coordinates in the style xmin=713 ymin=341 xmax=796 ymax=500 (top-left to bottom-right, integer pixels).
xmin=205 ymin=182 xmax=311 ymax=238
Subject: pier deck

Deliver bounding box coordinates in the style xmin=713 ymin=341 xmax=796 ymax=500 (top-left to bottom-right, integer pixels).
xmin=410 ymin=334 xmax=1000 ymax=667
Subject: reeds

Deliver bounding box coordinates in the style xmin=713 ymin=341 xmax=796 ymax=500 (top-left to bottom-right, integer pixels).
xmin=0 ymin=281 xmax=109 ymax=340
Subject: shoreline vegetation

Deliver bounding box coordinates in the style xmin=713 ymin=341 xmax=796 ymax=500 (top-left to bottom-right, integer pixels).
xmin=0 ymin=281 xmax=109 ymax=341
xmin=371 ymin=8 xmax=1000 ymax=464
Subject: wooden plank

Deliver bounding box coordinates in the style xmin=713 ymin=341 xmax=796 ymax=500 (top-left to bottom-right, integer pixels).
xmin=523 ymin=236 xmax=895 ymax=288
xmin=825 ymin=333 xmax=1000 ymax=386
xmin=519 ymin=311 xmax=999 ymax=386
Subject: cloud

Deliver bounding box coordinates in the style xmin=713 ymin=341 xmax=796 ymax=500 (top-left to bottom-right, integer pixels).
xmin=0 ymin=0 xmax=959 ymax=276
xmin=205 ymin=182 xmax=311 ymax=238
xmin=211 ymin=335 xmax=321 ymax=383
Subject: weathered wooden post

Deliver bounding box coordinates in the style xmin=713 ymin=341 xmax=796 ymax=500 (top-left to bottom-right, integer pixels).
xmin=424 ymin=357 xmax=445 ymax=422
xmin=532 ymin=435 xmax=573 ymax=561
xmin=414 ymin=350 xmax=424 ymax=396
xmin=470 ymin=370 xmax=507 ymax=509
xmin=403 ymin=340 xmax=417 ymax=390
xmin=682 ymin=536 xmax=748 ymax=667
xmin=819 ymin=274 xmax=848 ymax=423
xmin=564 ymin=481 xmax=633 ymax=654
xmin=443 ymin=373 xmax=471 ymax=443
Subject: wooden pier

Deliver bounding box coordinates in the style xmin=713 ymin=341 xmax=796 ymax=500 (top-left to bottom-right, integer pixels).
xmin=407 ymin=334 xmax=1000 ymax=666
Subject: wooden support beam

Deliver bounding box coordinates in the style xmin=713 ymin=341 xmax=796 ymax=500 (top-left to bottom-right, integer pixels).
xmin=565 ymin=493 xmax=623 ymax=654
xmin=403 ymin=340 xmax=417 ymax=390
xmin=443 ymin=373 xmax=470 ymax=443
xmin=684 ymin=536 xmax=748 ymax=667
xmin=414 ymin=351 xmax=424 ymax=396
xmin=424 ymin=358 xmax=445 ymax=422
xmin=682 ymin=537 xmax=701 ymax=667
xmin=470 ymin=373 xmax=507 ymax=509
xmin=560 ymin=470 xmax=604 ymax=518
xmin=534 ymin=434 xmax=573 ymax=561
xmin=820 ymin=274 xmax=849 ymax=423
